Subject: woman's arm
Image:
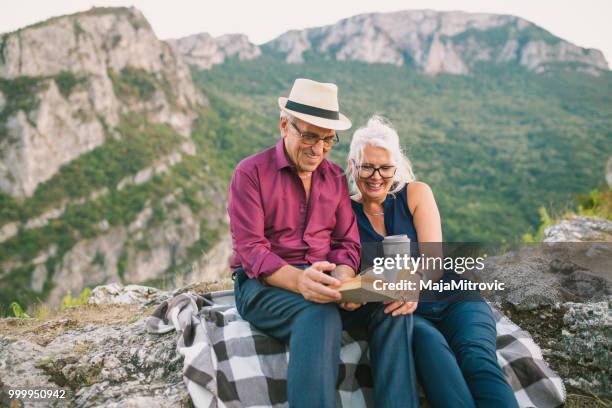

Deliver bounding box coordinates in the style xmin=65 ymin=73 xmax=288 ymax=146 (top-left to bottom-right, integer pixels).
xmin=384 ymin=181 xmax=443 ymax=316
xmin=407 ymin=181 xmax=442 ymax=242
xmin=407 ymin=181 xmax=443 ymax=282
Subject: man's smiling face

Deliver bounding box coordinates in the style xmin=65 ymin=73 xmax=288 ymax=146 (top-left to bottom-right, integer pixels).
xmin=280 ymin=116 xmax=335 ymax=173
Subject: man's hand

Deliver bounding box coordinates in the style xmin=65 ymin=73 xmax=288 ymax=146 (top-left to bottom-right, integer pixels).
xmin=331 ymin=265 xmax=365 ymax=311
xmin=296 ymin=261 xmax=342 ymax=303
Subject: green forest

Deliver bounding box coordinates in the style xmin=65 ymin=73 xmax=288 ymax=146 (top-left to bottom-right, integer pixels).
xmin=193 ymin=53 xmax=612 ymax=242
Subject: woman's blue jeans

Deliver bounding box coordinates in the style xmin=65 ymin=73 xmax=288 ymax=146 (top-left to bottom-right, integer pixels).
xmin=414 ymin=300 xmax=519 ymax=408
xmin=234 ymin=267 xmax=419 ymax=408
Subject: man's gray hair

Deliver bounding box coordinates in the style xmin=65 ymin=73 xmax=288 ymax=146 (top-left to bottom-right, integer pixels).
xmin=347 ymin=115 xmax=415 ymax=197
xmin=280 ymin=110 xmax=294 ymax=121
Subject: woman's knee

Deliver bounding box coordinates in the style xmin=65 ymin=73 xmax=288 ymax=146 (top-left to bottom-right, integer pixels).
xmin=413 ymin=318 xmax=448 ymax=350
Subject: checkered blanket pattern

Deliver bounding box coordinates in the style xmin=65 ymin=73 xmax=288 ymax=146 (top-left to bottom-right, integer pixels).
xmin=146 ymin=293 xmax=566 ymax=408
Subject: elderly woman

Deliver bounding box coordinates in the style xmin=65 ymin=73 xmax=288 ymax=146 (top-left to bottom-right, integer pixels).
xmin=347 ymin=116 xmax=518 ymax=408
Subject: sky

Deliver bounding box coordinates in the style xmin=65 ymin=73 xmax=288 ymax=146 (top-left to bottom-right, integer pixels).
xmin=1 ymin=0 xmax=610 ymax=63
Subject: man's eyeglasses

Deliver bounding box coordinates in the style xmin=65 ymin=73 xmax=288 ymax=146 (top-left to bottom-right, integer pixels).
xmin=355 ymin=164 xmax=397 ymax=179
xmin=290 ymin=120 xmax=339 ymax=147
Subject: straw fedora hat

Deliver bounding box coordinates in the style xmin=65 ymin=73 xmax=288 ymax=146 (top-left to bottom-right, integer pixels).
xmin=278 ymin=78 xmax=352 ymax=130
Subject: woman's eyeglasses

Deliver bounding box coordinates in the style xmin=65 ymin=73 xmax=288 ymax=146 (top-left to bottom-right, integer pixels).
xmin=355 ymin=164 xmax=397 ymax=179
xmin=290 ymin=121 xmax=339 ymax=147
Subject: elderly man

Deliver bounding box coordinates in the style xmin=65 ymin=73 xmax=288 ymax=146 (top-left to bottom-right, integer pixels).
xmin=228 ymin=78 xmax=418 ymax=408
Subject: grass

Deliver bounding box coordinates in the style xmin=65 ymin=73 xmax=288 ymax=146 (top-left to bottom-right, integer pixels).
xmin=61 ymin=287 xmax=91 ymax=309
xmin=0 ymin=303 xmax=139 ymax=346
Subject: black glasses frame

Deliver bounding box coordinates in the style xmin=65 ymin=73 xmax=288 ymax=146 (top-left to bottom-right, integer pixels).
xmin=354 ymin=163 xmax=397 ymax=179
xmin=289 ymin=120 xmax=339 ymax=147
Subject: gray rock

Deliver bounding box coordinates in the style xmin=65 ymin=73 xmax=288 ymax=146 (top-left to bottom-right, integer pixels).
xmin=477 ymin=215 xmax=611 ymax=397
xmin=0 ymin=318 xmax=190 ymax=407
xmin=88 ymin=283 xmax=165 ymax=306
xmin=168 ymin=32 xmax=261 ymax=70
xmin=543 ymin=216 xmax=612 ymax=242
xmin=560 ymin=300 xmax=611 ymax=397
xmin=0 ymin=7 xmax=205 ymax=198
xmin=477 ymin=241 xmax=611 ymax=310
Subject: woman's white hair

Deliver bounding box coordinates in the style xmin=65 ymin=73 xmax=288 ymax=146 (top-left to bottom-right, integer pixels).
xmin=347 ymin=115 xmax=415 ymax=197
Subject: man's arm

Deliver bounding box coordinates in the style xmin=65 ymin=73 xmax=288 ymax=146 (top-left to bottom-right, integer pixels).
xmin=229 ymin=167 xmax=342 ymax=303
xmin=228 ymin=168 xmax=288 ymax=278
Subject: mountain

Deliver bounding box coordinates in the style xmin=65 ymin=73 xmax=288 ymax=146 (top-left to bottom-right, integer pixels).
xmin=0 ymin=7 xmax=204 ymax=198
xmin=168 ymin=33 xmax=261 ymax=70
xmin=0 ymin=7 xmax=268 ymax=312
xmin=264 ymin=10 xmax=609 ymax=75
xmin=1 ymin=7 xmax=611 ymax=315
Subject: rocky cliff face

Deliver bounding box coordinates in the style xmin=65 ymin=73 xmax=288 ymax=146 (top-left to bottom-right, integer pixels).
xmin=0 ymin=7 xmax=204 ymax=198
xmin=0 ymin=7 xmax=232 ymax=311
xmin=475 ymin=216 xmax=611 ymax=397
xmin=168 ymin=33 xmax=261 ymax=70
xmin=265 ymin=10 xmax=609 ymax=75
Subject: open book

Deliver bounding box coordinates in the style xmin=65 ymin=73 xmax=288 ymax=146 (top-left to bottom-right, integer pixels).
xmin=338 ymin=267 xmax=419 ymax=303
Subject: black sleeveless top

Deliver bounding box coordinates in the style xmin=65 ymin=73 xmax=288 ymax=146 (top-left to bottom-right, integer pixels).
xmin=351 ymin=183 xmax=480 ymax=302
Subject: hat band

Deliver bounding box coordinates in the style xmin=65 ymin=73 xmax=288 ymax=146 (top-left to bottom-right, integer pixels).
xmin=285 ymin=100 xmax=339 ymax=120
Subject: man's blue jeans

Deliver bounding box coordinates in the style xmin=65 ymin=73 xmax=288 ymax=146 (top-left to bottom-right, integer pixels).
xmin=413 ymin=301 xmax=519 ymax=408
xmin=234 ymin=268 xmax=419 ymax=408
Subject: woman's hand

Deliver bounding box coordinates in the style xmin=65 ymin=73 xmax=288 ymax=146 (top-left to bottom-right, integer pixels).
xmin=383 ymin=300 xmax=418 ymax=316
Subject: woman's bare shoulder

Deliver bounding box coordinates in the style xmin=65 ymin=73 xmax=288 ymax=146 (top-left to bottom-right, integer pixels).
xmin=406 ymin=181 xmax=435 ymax=212
xmin=407 ymin=180 xmax=434 ymax=198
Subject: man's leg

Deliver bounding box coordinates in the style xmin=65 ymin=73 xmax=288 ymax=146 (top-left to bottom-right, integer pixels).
xmin=234 ymin=269 xmax=342 ymax=408
xmin=341 ymin=303 xmax=419 ymax=408
xmin=412 ymin=314 xmax=475 ymax=408
xmin=436 ymin=301 xmax=519 ymax=408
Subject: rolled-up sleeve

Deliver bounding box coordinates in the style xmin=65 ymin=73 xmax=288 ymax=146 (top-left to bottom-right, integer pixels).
xmin=327 ymin=177 xmax=361 ymax=272
xmin=228 ymin=168 xmax=288 ymax=278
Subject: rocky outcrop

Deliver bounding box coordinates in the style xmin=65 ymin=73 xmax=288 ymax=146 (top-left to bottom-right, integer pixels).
xmin=265 ymin=10 xmax=609 ymax=75
xmin=0 ymin=312 xmax=189 ymax=407
xmin=543 ymin=215 xmax=612 ymax=242
xmin=0 ymin=7 xmax=205 ymax=198
xmin=0 ymin=281 xmax=231 ymax=407
xmin=88 ymin=283 xmax=162 ymax=306
xmin=477 ymin=215 xmax=611 ymax=398
xmin=168 ymin=32 xmax=261 ymax=70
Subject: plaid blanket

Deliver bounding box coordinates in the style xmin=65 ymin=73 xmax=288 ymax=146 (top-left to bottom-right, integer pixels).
xmin=146 ymin=292 xmax=566 ymax=408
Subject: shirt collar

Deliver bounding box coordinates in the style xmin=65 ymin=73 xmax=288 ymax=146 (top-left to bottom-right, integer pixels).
xmin=274 ymin=138 xmax=330 ymax=176
xmin=275 ymin=138 xmax=292 ymax=171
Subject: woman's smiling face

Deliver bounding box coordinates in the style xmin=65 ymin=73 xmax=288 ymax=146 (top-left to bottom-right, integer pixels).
xmin=355 ymin=145 xmax=395 ymax=203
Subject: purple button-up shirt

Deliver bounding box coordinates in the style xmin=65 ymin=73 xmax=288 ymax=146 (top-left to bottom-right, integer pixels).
xmin=228 ymin=138 xmax=361 ymax=279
